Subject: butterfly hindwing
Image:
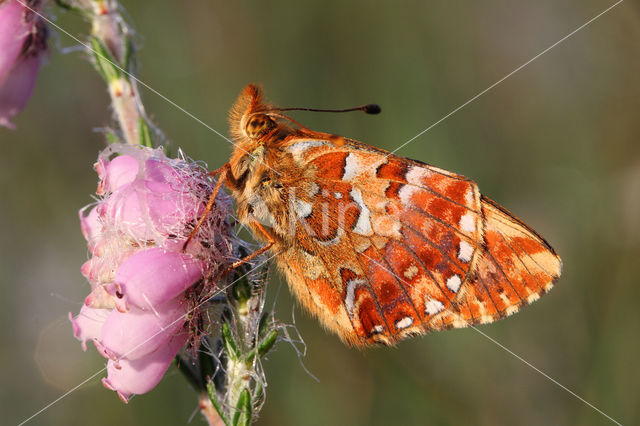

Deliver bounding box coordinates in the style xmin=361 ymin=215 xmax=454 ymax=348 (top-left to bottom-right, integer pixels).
xmin=279 ymin=135 xmax=535 ymax=345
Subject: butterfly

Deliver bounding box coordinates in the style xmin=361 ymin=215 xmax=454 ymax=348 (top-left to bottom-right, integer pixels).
xmin=206 ymin=84 xmax=561 ymax=347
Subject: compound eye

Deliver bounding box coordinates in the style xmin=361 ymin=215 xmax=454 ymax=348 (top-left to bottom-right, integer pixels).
xmin=246 ymin=114 xmax=275 ymax=138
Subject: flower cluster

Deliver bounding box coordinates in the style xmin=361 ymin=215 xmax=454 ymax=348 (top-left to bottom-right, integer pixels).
xmin=70 ymin=143 xmax=233 ymax=402
xmin=0 ymin=0 xmax=48 ymax=129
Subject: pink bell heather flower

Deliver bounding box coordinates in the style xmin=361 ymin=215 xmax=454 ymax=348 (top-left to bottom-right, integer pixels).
xmin=0 ymin=0 xmax=48 ymax=129
xmin=103 ymin=333 xmax=189 ymax=400
xmin=70 ymin=143 xmax=233 ymax=402
xmin=109 ymin=248 xmax=205 ymax=311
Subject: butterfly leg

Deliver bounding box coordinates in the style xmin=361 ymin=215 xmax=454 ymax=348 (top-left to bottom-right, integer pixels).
xmin=224 ymin=220 xmax=274 ymax=274
xmin=182 ymin=163 xmax=230 ymax=251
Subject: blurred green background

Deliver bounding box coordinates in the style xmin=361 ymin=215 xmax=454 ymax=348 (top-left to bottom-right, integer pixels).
xmin=2 ymin=0 xmax=639 ymax=425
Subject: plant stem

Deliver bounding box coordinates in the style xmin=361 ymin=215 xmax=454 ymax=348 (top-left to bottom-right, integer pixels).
xmin=86 ymin=0 xmax=143 ymax=145
xmin=107 ymin=78 xmax=138 ymax=144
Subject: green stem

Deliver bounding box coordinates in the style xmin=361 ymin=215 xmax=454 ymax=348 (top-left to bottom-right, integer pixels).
xmin=59 ymin=0 xmax=152 ymax=146
xmin=206 ymin=265 xmax=277 ymax=424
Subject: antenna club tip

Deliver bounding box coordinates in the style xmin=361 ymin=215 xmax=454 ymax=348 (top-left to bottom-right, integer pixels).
xmin=363 ymin=104 xmax=381 ymax=114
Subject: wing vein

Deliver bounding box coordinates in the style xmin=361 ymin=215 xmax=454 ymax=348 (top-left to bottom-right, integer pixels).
xmin=295 ymin=227 xmax=368 ymax=345
xmin=495 ymin=229 xmax=545 ymax=293
xmin=314 ymin=208 xmax=425 ymax=333
xmin=297 ymin=213 xmax=394 ymax=340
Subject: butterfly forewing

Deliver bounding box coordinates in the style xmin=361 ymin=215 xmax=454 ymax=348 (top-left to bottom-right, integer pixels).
xmin=226 ymin=85 xmax=561 ymax=346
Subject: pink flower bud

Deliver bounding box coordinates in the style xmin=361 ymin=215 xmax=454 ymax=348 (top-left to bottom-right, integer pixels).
xmin=0 ymin=0 xmax=27 ymax=83
xmin=84 ymin=285 xmax=116 ymax=310
xmin=101 ymin=180 xmax=151 ymax=241
xmin=98 ymin=296 xmax=187 ymax=361
xmin=100 ymin=178 xmax=201 ymax=243
xmin=112 ymin=247 xmax=205 ymax=310
xmin=69 ymin=305 xmax=110 ymax=351
xmin=79 ymin=206 xmax=101 ymax=241
xmin=81 ymin=249 xmax=133 ymax=286
xmin=0 ymin=0 xmax=48 ymax=129
xmin=144 ymin=178 xmax=202 ymax=238
xmin=102 ymin=333 xmax=188 ymax=402
xmin=144 ymin=157 xmax=180 ymax=184
xmin=96 ymin=155 xmax=139 ymax=195
xmin=79 ymin=206 xmax=105 ymax=255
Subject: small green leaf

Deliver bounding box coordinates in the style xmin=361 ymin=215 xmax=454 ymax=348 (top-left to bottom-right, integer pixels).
xmin=252 ymin=381 xmax=264 ymax=404
xmin=90 ymin=37 xmax=121 ymax=82
xmin=232 ymin=388 xmax=252 ymax=426
xmin=54 ymin=0 xmax=83 ymax=12
xmin=222 ymin=322 xmax=238 ymax=360
xmin=122 ymin=35 xmax=134 ymax=71
xmin=246 ymin=329 xmax=278 ymax=364
xmin=257 ymin=329 xmax=278 ymax=357
xmin=257 ymin=312 xmax=270 ymax=339
xmin=206 ymin=381 xmax=230 ymax=425
xmin=138 ymin=117 xmax=153 ymax=147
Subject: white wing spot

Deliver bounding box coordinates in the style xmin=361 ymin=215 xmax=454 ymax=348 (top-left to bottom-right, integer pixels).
xmin=395 ymin=317 xmax=413 ymax=329
xmin=446 ymin=274 xmax=462 ymax=292
xmin=398 ymin=184 xmax=419 ymax=206
xmin=307 ymin=182 xmax=320 ymax=197
xmin=293 ymin=198 xmax=313 ymax=219
xmin=459 ymin=212 xmax=475 ymax=233
xmin=505 ymin=305 xmax=519 ymax=316
xmin=403 ymin=265 xmax=419 ymax=279
xmin=458 ymin=240 xmax=474 ymax=263
xmin=425 ymin=298 xmax=444 ymax=315
xmin=527 ymin=293 xmax=540 ymax=304
xmin=452 ymin=318 xmax=468 ymax=328
xmin=499 ymin=293 xmax=511 ymax=305
xmin=465 ymin=188 xmax=474 ymax=204
xmin=342 ymin=153 xmax=365 ymax=181
xmin=350 ymin=188 xmax=373 ymax=236
xmin=334 ymin=192 xmax=342 ymax=199
xmin=373 ymin=215 xmax=402 ymax=238
xmin=405 ymin=165 xmax=431 ymax=185
xmin=345 ymin=278 xmax=366 ymax=315
xmin=286 ymin=140 xmax=328 ymax=162
xmin=479 ymin=315 xmax=494 ymax=324
xmin=372 ymin=325 xmax=384 ymax=334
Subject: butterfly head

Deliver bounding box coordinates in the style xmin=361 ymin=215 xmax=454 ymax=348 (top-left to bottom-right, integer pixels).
xmin=226 ymin=85 xmax=288 ymax=199
xmin=229 ymin=84 xmax=380 ymax=146
xmin=241 ymin=114 xmax=276 ymax=144
xmin=230 ymin=84 xmax=278 ymax=143
xmin=226 ymin=84 xmax=380 ymax=190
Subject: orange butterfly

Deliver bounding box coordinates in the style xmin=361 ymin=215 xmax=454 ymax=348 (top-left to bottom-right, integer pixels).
xmin=203 ymin=84 xmax=561 ymax=347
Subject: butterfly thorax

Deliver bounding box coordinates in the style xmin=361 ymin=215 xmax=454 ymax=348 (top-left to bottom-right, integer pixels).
xmin=227 ymin=89 xmax=312 ymax=248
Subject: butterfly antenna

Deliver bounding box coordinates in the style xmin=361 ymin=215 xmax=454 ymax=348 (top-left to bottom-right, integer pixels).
xmin=276 ymin=104 xmax=381 ymax=115
xmin=266 ymin=103 xmax=381 ymax=131
xmin=266 ymin=112 xmax=311 ymax=131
